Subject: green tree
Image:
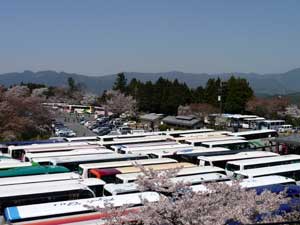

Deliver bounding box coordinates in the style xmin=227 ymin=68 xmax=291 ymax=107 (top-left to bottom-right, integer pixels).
xmin=113 ymin=72 xmax=127 ymax=93
xmin=67 ymin=77 xmax=76 ymax=92
xmin=224 ymin=76 xmax=253 ymax=113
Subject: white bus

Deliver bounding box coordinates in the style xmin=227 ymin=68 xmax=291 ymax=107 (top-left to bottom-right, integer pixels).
xmin=0 ymin=172 xmax=80 ymax=186
xmin=184 ymin=136 xmax=245 ymax=147
xmin=4 ymin=192 xmax=160 ymax=224
xmin=232 ymin=129 xmax=278 ymax=150
xmin=116 ymin=166 xmax=225 ymax=183
xmin=104 ymin=173 xmax=228 ymax=196
xmin=260 ymin=120 xmax=285 ymax=130
xmin=191 ymin=175 xmax=296 ymax=193
xmin=198 ymin=151 xmax=278 ymax=168
xmin=8 ymin=142 xmax=100 ymax=159
xmin=0 ymin=178 xmax=106 ymax=211
xmin=233 ymin=163 xmax=300 ymax=182
xmin=116 ymin=143 xmax=190 ymax=154
xmin=64 ymin=136 xmax=99 ymax=142
xmin=225 ymin=154 xmax=300 ymax=176
xmin=200 ymin=139 xmax=250 ymax=150
xmin=79 ymin=158 xmax=177 ymax=179
xmin=164 ymin=129 xmax=214 ymax=138
xmin=33 ymin=153 xmax=149 ymax=171
xmin=99 ymin=136 xmax=169 ymax=149
xmin=24 ymin=148 xmax=113 ymax=162
xmin=111 ymin=140 xmax=177 ymax=152
xmin=171 ymin=131 xmax=232 ymax=143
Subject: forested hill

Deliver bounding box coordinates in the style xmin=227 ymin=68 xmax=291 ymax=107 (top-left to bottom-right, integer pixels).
xmin=0 ymin=68 xmax=300 ymax=95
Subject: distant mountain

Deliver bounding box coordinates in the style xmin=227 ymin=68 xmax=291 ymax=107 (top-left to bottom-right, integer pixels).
xmin=0 ymin=68 xmax=300 ymax=95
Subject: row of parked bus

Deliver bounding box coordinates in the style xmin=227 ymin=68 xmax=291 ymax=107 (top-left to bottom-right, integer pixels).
xmin=0 ymin=128 xmax=297 ymax=224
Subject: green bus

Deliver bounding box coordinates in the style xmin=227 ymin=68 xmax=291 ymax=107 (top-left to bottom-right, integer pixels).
xmin=0 ymin=165 xmax=70 ymax=178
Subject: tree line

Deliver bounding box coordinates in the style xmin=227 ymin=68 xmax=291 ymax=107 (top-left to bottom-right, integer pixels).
xmin=111 ymin=73 xmax=254 ymax=115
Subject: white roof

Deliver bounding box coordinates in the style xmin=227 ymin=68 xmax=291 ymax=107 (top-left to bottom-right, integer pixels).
xmin=227 ymin=154 xmax=300 ymax=166
xmin=0 ymin=172 xmax=80 ymax=186
xmin=0 ymin=178 xmax=105 ymax=198
xmin=33 ymin=153 xmax=128 ymax=164
xmin=117 ymin=141 xmax=177 ymax=149
xmin=235 ymin=163 xmax=300 ymax=178
xmin=191 ymin=175 xmax=295 ymax=192
xmin=243 ymin=117 xmax=265 ymax=121
xmin=180 ymin=131 xmax=232 ymax=138
xmin=175 ymin=147 xmax=230 ymax=155
xmin=0 ymin=161 xmax=32 ymax=169
xmin=170 ymin=173 xmax=228 ymax=184
xmin=79 ymin=158 xmax=177 ymax=170
xmin=233 ymin=175 xmax=296 ymax=188
xmin=26 ymin=148 xmax=113 ymax=159
xmin=201 ymin=139 xmax=249 ymax=146
xmin=5 ymin=192 xmax=160 ymax=221
xmin=232 ymin=129 xmax=277 ymax=136
xmin=65 ymin=136 xmax=99 ymax=142
xmin=99 ymin=136 xmax=168 ymax=146
xmin=185 ymin=136 xmax=245 ymax=144
xmin=127 ymin=145 xmax=192 ymax=154
xmin=116 ymin=166 xmax=225 ymax=182
xmin=165 ymin=129 xmax=214 ymax=135
xmin=263 ymin=120 xmax=285 ymax=123
xmin=8 ymin=142 xmax=95 ymax=151
xmin=104 ymin=183 xmax=139 ymax=194
xmin=121 ymin=144 xmax=190 ymax=153
xmin=198 ymin=151 xmax=278 ymax=162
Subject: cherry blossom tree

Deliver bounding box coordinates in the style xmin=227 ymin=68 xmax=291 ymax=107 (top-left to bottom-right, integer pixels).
xmin=103 ymin=90 xmax=137 ymax=116
xmin=95 ymin=167 xmax=299 ymax=225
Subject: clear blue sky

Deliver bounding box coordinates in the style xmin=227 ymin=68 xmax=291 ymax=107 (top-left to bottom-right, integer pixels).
xmin=0 ymin=0 xmax=299 ymax=75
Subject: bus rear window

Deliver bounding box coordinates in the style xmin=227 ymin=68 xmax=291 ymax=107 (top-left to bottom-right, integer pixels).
xmin=226 ymin=163 xmax=240 ymax=172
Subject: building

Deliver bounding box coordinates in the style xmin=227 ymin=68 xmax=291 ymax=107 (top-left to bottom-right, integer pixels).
xmin=140 ymin=113 xmax=164 ymax=131
xmin=162 ymin=115 xmax=201 ymax=129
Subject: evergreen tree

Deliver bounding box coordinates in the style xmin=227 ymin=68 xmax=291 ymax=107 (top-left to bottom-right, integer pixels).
xmin=113 ymin=72 xmax=127 ymax=93
xmin=224 ymin=76 xmax=253 ymax=113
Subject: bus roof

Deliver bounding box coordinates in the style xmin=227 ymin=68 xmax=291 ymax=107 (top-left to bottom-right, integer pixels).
xmin=99 ymin=136 xmax=168 ymax=146
xmin=126 ymin=145 xmax=192 ymax=154
xmin=116 ymin=141 xmax=176 ymax=149
xmin=64 ymin=136 xmax=99 ymax=142
xmin=4 ymin=192 xmax=160 ymax=222
xmin=0 ymin=165 xmax=69 ymax=178
xmin=26 ymin=148 xmax=113 ymax=159
xmin=0 ymin=172 xmax=80 ymax=186
xmin=174 ymin=147 xmax=230 ymax=155
xmin=197 ymin=151 xmax=278 ymax=162
xmin=164 ymin=129 xmax=214 ymax=136
xmin=0 ymin=161 xmax=32 ymax=169
xmin=170 ymin=172 xmax=228 ymax=184
xmin=231 ymin=175 xmax=296 ymax=188
xmin=180 ymin=131 xmax=232 ymax=138
xmin=234 ymin=163 xmax=300 ymax=178
xmin=104 ymin=183 xmax=139 ymax=195
xmin=185 ymin=136 xmax=245 ymax=144
xmin=201 ymin=139 xmax=249 ymax=146
xmin=0 ymin=178 xmax=106 ymax=198
xmin=79 ymin=158 xmax=177 ymax=170
xmin=8 ymin=142 xmax=95 ymax=151
xmin=116 ymin=166 xmax=225 ymax=182
xmin=190 ymin=175 xmax=296 ymax=192
xmin=263 ymin=120 xmax=285 ymax=123
xmin=32 ymin=153 xmax=131 ymax=164
xmin=227 ymin=154 xmax=300 ymax=167
xmin=114 ymin=162 xmax=195 ymax=174
xmin=120 ymin=143 xmax=189 ymax=153
xmin=232 ymin=129 xmax=277 ymax=136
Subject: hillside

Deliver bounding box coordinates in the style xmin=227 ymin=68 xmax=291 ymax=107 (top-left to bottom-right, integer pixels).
xmin=0 ymin=68 xmax=300 ymax=95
